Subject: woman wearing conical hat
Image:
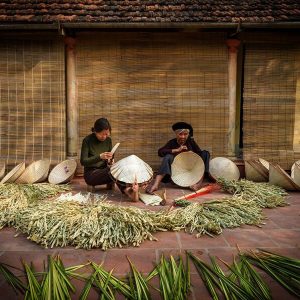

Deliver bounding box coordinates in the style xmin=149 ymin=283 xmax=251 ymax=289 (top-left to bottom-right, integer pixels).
xmin=147 ymin=122 xmax=210 ymax=194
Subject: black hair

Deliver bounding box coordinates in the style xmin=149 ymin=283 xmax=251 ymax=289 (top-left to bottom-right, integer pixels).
xmin=91 ymin=118 xmax=111 ymax=133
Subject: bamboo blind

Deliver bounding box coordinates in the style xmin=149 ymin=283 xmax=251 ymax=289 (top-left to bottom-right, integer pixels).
xmin=243 ymin=43 xmax=300 ymax=169
xmin=77 ymin=32 xmax=229 ymax=170
xmin=0 ymin=37 xmax=66 ymax=169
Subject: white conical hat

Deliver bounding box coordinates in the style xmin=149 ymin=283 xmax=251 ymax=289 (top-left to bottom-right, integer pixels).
xmin=0 ymin=162 xmax=5 ymax=181
xmin=209 ymin=157 xmax=240 ymax=181
xmin=16 ymin=160 xmax=50 ymax=184
xmin=291 ymin=161 xmax=300 ymax=187
xmin=269 ymin=163 xmax=300 ymax=191
xmin=0 ymin=162 xmax=26 ymax=184
xmin=48 ymin=159 xmax=77 ymax=184
xmin=171 ymin=151 xmax=204 ymax=187
xmin=245 ymin=160 xmax=268 ymax=182
xmin=110 ymin=155 xmax=153 ymax=184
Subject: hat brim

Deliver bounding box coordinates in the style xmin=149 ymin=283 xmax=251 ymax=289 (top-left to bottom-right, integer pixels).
xmin=269 ymin=163 xmax=300 ymax=191
xmin=110 ymin=155 xmax=153 ymax=184
xmin=245 ymin=160 xmax=268 ymax=182
xmin=48 ymin=160 xmax=77 ymax=184
xmin=0 ymin=162 xmax=26 ymax=184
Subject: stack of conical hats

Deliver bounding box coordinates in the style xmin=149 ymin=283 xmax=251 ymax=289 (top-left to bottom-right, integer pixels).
xmin=245 ymin=158 xmax=269 ymax=182
xmin=0 ymin=159 xmax=77 ymax=185
xmin=110 ymin=155 xmax=153 ymax=184
xmin=0 ymin=162 xmax=26 ymax=184
xmin=16 ymin=160 xmax=50 ymax=184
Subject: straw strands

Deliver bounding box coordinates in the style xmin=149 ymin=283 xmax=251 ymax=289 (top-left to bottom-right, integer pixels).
xmin=161 ymin=197 xmax=263 ymax=237
xmin=0 ymin=179 xmax=290 ymax=250
xmin=217 ymin=178 xmax=288 ymax=208
xmin=12 ymin=200 xmax=163 ymax=250
xmin=0 ymin=183 xmax=70 ymax=229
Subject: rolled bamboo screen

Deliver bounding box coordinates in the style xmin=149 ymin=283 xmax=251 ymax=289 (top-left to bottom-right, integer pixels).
xmin=77 ymin=32 xmax=229 ymax=171
xmin=0 ymin=37 xmax=66 ymax=170
xmin=243 ymin=44 xmax=300 ymax=169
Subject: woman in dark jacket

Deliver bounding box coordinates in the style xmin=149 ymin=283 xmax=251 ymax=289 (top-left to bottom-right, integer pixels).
xmin=147 ymin=122 xmax=210 ymax=193
xmin=80 ymin=118 xmax=114 ymax=187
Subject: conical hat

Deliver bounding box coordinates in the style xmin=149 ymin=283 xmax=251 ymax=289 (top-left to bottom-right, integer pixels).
xmin=245 ymin=160 xmax=268 ymax=182
xmin=291 ymin=161 xmax=300 ymax=187
xmin=110 ymin=155 xmax=153 ymax=184
xmin=48 ymin=159 xmax=77 ymax=184
xmin=269 ymin=163 xmax=300 ymax=191
xmin=258 ymin=158 xmax=270 ymax=170
xmin=0 ymin=163 xmax=5 ymax=180
xmin=16 ymin=160 xmax=50 ymax=184
xmin=209 ymin=157 xmax=240 ymax=181
xmin=0 ymin=162 xmax=26 ymax=184
xmin=171 ymin=151 xmax=204 ymax=187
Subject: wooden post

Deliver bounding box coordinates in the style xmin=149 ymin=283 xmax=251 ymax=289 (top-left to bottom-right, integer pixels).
xmin=226 ymin=38 xmax=240 ymax=158
xmin=64 ymin=36 xmax=78 ymax=159
xmin=293 ymin=51 xmax=300 ymax=152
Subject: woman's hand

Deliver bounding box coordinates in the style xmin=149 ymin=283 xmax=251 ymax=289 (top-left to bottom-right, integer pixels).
xmin=173 ymin=145 xmax=187 ymax=154
xmin=107 ymin=158 xmax=115 ymax=166
xmin=100 ymin=152 xmax=113 ymax=160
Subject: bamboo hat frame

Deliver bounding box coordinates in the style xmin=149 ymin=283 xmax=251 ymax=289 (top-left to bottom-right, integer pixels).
xmin=171 ymin=151 xmax=205 ymax=187
xmin=110 ymin=155 xmax=153 ymax=184
xmin=0 ymin=162 xmax=5 ymax=181
xmin=16 ymin=160 xmax=50 ymax=184
xmin=269 ymin=163 xmax=300 ymax=191
xmin=48 ymin=159 xmax=77 ymax=184
xmin=0 ymin=162 xmax=26 ymax=184
xmin=209 ymin=157 xmax=240 ymax=181
xmin=245 ymin=159 xmax=268 ymax=182
xmin=291 ymin=161 xmax=300 ymax=187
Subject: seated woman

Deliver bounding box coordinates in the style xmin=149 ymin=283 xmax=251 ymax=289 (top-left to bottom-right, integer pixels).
xmin=147 ymin=121 xmax=210 ymax=194
xmin=80 ymin=118 xmax=115 ymax=188
xmin=80 ymin=119 xmax=145 ymax=202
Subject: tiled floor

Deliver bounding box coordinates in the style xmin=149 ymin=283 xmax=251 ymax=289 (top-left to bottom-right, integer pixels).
xmin=0 ymin=177 xmax=299 ymax=299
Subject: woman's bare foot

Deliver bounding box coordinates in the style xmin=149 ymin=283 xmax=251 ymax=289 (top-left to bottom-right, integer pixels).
xmin=146 ymin=184 xmax=159 ymax=195
xmin=124 ymin=182 xmax=139 ymax=202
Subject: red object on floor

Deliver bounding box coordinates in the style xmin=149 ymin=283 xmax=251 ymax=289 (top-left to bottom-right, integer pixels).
xmin=174 ymin=184 xmax=220 ymax=201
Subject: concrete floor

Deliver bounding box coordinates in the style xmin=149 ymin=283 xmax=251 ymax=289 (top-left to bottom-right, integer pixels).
xmin=0 ymin=177 xmax=299 ymax=299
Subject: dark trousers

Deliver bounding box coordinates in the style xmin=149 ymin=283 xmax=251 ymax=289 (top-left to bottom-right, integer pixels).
xmin=84 ymin=167 xmax=126 ymax=192
xmin=84 ymin=167 xmax=113 ymax=186
xmin=201 ymin=150 xmax=210 ymax=173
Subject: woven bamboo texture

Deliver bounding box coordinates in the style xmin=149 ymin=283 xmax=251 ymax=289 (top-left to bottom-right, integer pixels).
xmin=76 ymin=32 xmax=229 ymax=171
xmin=269 ymin=163 xmax=300 ymax=191
xmin=209 ymin=157 xmax=240 ymax=181
xmin=0 ymin=36 xmax=66 ymax=170
xmin=48 ymin=159 xmax=77 ymax=184
xmin=0 ymin=162 xmax=5 ymax=180
xmin=15 ymin=159 xmax=50 ymax=184
xmin=171 ymin=151 xmax=204 ymax=187
xmin=0 ymin=162 xmax=25 ymax=183
xmin=291 ymin=161 xmax=300 ymax=186
xmin=243 ymin=41 xmax=300 ymax=170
